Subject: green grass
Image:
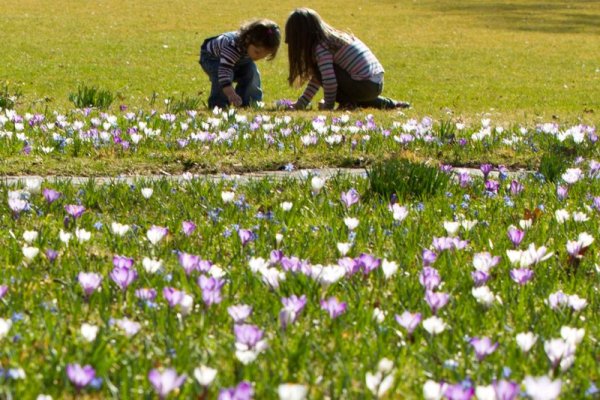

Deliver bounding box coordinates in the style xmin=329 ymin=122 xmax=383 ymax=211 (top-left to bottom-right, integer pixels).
xmin=1 ymin=0 xmax=599 ymax=123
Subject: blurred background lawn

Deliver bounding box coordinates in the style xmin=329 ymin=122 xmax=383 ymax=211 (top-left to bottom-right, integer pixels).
xmin=0 ymin=0 xmax=598 ymax=122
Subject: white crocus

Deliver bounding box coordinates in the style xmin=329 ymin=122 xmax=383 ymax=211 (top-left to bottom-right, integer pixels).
xmin=277 ymin=383 xmax=308 ymax=400
xmin=337 ymin=242 xmax=352 ymax=256
xmin=523 ymin=376 xmax=561 ymax=400
xmin=141 ymin=187 xmax=153 ymax=199
xmin=475 ymin=385 xmax=496 ymax=400
xmin=344 ymin=217 xmax=359 ymax=230
xmin=22 ymin=230 xmax=39 ymax=243
xmin=221 ymin=191 xmax=235 ymax=203
xmin=80 ymin=323 xmax=99 ymax=342
xmin=280 ymin=201 xmax=293 ymax=211
xmin=111 ymin=222 xmax=130 ymax=236
xmin=194 ymin=365 xmax=217 ymax=387
xmin=560 ymin=326 xmax=585 ymax=347
xmin=142 ymin=257 xmax=162 ymax=274
xmin=443 ymin=221 xmax=460 ymax=236
xmin=59 ymin=230 xmax=72 ymax=245
xmin=381 ymin=259 xmax=398 ymax=279
xmin=554 ymin=209 xmax=570 ymax=223
xmin=422 ymin=316 xmax=446 ymax=335
xmin=516 ymin=332 xmax=538 ymax=352
xmin=22 ymin=245 xmax=40 ymax=261
xmin=0 ymin=318 xmax=12 ymax=339
xmin=472 ymin=286 xmax=499 ymax=306
xmin=310 ymin=176 xmax=326 ymax=194
xmin=423 ymin=380 xmax=445 ymax=400
xmin=75 ymin=228 xmax=91 ymax=243
xmin=390 ymin=204 xmax=408 ymax=222
xmin=572 ymin=211 xmax=589 ymax=222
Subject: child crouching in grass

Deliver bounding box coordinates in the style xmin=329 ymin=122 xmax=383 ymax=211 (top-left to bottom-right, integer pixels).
xmin=199 ymin=19 xmax=280 ymax=109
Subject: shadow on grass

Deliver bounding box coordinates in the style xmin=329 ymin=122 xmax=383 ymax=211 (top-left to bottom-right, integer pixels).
xmin=431 ymin=1 xmax=600 ymax=34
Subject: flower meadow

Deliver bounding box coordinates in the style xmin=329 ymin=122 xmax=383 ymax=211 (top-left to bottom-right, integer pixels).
xmin=0 ymin=105 xmax=599 ymax=399
xmin=0 ymin=105 xmax=598 ymax=176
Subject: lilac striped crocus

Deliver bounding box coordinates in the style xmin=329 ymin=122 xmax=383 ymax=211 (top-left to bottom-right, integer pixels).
xmin=419 ymin=267 xmax=441 ymax=290
xmin=471 ymin=270 xmax=490 ymax=286
xmin=45 ymin=249 xmax=58 ymax=263
xmin=356 ymin=253 xmax=381 ymax=274
xmin=510 ymin=268 xmax=534 ymax=285
xmin=78 ymin=272 xmax=102 ymax=297
xmin=182 ymin=220 xmax=196 ymax=236
xmin=66 ymin=363 xmax=96 ymax=390
xmin=113 ymin=255 xmax=134 ymax=269
xmin=228 ymin=304 xmax=253 ymax=324
xmin=422 ymin=249 xmax=437 ymax=267
xmin=493 ymin=379 xmax=519 ymax=400
xmin=320 ymin=297 xmax=347 ymax=319
xmin=43 ymin=188 xmax=61 ymax=204
xmin=425 ymin=290 xmax=450 ymax=314
xmin=480 ymin=163 xmax=493 ymax=179
xmin=65 ymin=204 xmax=85 ymax=218
xmin=395 ymin=311 xmax=422 ymax=336
xmin=163 ymin=287 xmax=185 ymax=307
xmin=445 ymin=383 xmax=475 ymax=400
xmin=340 ymin=188 xmax=360 ymax=208
xmin=147 ymin=225 xmax=168 ymax=245
xmin=238 ymin=229 xmax=255 ymax=246
xmin=135 ymin=288 xmax=157 ymax=301
xmin=198 ymin=275 xmax=225 ymax=306
xmin=234 ymin=324 xmax=268 ymax=364
xmin=510 ymin=180 xmax=524 ymax=195
xmin=110 ymin=266 xmax=138 ymax=291
xmin=470 ymin=337 xmax=499 ymax=361
xmin=507 ymin=228 xmax=524 ymax=248
xmin=148 ymin=368 xmax=186 ymax=399
xmin=485 ymin=179 xmax=500 ymax=193
xmin=178 ymin=252 xmax=199 ymax=275
xmin=279 ymin=294 xmax=307 ymax=329
xmin=0 ymin=285 xmax=7 ymax=299
xmin=218 ymin=381 xmax=254 ymax=400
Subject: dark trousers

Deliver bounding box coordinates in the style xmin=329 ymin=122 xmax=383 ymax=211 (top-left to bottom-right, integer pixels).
xmin=199 ymin=46 xmax=262 ymax=109
xmin=334 ymin=65 xmax=396 ymax=109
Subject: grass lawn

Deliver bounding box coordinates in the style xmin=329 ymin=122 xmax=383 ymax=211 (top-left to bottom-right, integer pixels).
xmin=0 ymin=0 xmax=598 ymax=123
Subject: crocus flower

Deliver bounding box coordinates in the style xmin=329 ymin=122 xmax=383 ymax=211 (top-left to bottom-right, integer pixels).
xmin=218 ymin=381 xmax=254 ymax=400
xmin=279 ymin=294 xmax=307 ymax=329
xmin=507 ymin=228 xmax=524 ymax=247
xmin=470 ymin=336 xmax=499 ymax=361
xmin=278 ymin=383 xmax=308 ymax=400
xmin=228 ymin=304 xmax=253 ymax=324
xmin=310 ymin=176 xmax=326 ymax=195
xmin=194 ymin=365 xmax=217 ymax=387
xmin=0 ymin=318 xmax=12 ymax=339
xmin=485 ymin=179 xmax=499 ymax=193
xmin=356 ymin=253 xmax=381 ymax=274
xmin=340 ymin=188 xmax=360 ymax=208
xmin=493 ymin=379 xmax=519 ymax=400
xmin=422 ymin=316 xmax=446 ymax=335
xmin=320 ymin=297 xmax=347 ymax=319
xmin=510 ymin=180 xmax=523 ymax=195
xmin=422 ymin=249 xmax=437 ymax=267
xmin=65 ymin=204 xmax=85 ymax=218
xmin=425 ymin=290 xmax=450 ymax=314
xmin=135 ymin=288 xmax=157 ymax=301
xmin=147 ymin=225 xmax=168 ymax=245
xmin=471 ymin=270 xmax=490 ymax=286
xmin=66 ymin=363 xmax=96 ymax=390
xmin=510 ymin=268 xmax=534 ymax=285
xmin=182 ymin=220 xmax=196 ymax=236
xmin=43 ymin=188 xmax=61 ymax=204
xmin=163 ymin=287 xmax=185 ymax=307
xmin=148 ymin=368 xmax=186 ymax=399
xmin=523 ymin=376 xmax=561 ymax=400
xmin=395 ymin=311 xmax=422 ymax=336
xmin=238 ymin=229 xmax=254 ymax=246
xmin=516 ymin=332 xmax=538 ymax=352
xmin=419 ymin=267 xmax=441 ymax=290
xmin=444 ymin=383 xmax=475 ymax=400
xmin=78 ymin=272 xmax=102 ymax=297
xmin=45 ymin=249 xmax=58 ymax=263
xmin=198 ymin=275 xmax=225 ymax=306
xmin=178 ymin=252 xmax=199 ymax=275
xmin=110 ymin=266 xmax=138 ymax=291
xmin=113 ymin=318 xmax=141 ymax=337
xmin=113 ymin=255 xmax=134 ymax=269
xmin=480 ymin=163 xmax=493 ymax=179
xmin=0 ymin=285 xmax=7 ymax=299
xmin=556 ymin=185 xmax=568 ymax=200
xmin=234 ymin=324 xmax=268 ymax=364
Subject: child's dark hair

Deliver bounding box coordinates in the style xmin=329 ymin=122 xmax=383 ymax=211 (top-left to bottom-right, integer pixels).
xmin=285 ymin=8 xmax=350 ymax=86
xmin=238 ymin=19 xmax=281 ymax=60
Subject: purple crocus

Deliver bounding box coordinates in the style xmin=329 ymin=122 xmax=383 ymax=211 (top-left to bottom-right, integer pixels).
xmin=425 ymin=290 xmax=450 ymax=314
xmin=510 ymin=268 xmax=534 ymax=285
xmin=480 ymin=163 xmax=493 ymax=179
xmin=135 ymin=288 xmax=157 ymax=301
xmin=493 ymin=379 xmax=520 ymax=400
xmin=178 ymin=252 xmax=199 ymax=275
xmin=320 ymin=297 xmax=347 ymax=319
xmin=66 ymin=363 xmax=96 ymax=390
xmin=422 ymin=249 xmax=438 ymax=267
xmin=556 ymin=185 xmax=568 ymax=200
xmin=163 ymin=287 xmax=185 ymax=307
xmin=419 ymin=267 xmax=441 ymax=290
xmin=218 ymin=381 xmax=254 ymax=400
xmin=340 ymin=188 xmax=360 ymax=208
xmin=45 ymin=248 xmax=58 ymax=263
xmin=507 ymin=228 xmax=524 ymax=248
xmin=355 ymin=253 xmax=381 ymax=274
xmin=238 ymin=229 xmax=255 ymax=246
xmin=270 ymin=249 xmax=284 ymax=265
xmin=281 ymin=256 xmax=302 ymax=273
xmin=445 ymin=383 xmax=475 ymax=400
xmin=485 ymin=179 xmax=500 ymax=193
xmin=198 ymin=275 xmax=225 ymax=306
xmin=43 ymin=188 xmax=61 ymax=204
xmin=471 ymin=270 xmax=490 ymax=286
xmin=338 ymin=257 xmax=360 ymax=275
xmin=458 ymin=172 xmax=472 ymax=187
xmin=279 ymin=294 xmax=307 ymax=329
xmin=148 ymin=368 xmax=186 ymax=399
xmin=65 ymin=204 xmax=86 ymax=218
xmin=234 ymin=324 xmax=264 ymax=348
xmin=470 ymin=336 xmax=499 ymax=361
xmin=510 ymin=180 xmax=524 ymax=195
xmin=77 ymin=272 xmax=102 ymax=297
xmin=113 ymin=255 xmax=134 ymax=269
xmin=395 ymin=311 xmax=422 ymax=336
xmin=0 ymin=285 xmax=8 ymax=299
xmin=228 ymin=304 xmax=253 ymax=324
xmin=181 ymin=220 xmax=196 ymax=236
xmin=110 ymin=266 xmax=138 ymax=291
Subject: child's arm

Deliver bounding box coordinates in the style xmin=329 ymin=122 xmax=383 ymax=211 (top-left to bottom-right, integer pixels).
xmin=315 ymin=45 xmax=337 ymax=110
xmin=294 ymin=78 xmax=321 ymax=109
xmin=222 ymin=85 xmax=242 ymax=107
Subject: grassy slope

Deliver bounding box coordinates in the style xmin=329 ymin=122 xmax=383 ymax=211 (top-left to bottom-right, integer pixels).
xmin=0 ymin=0 xmax=598 ymax=122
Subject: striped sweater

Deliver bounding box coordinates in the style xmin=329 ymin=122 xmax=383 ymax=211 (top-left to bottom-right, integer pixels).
xmin=297 ymin=38 xmax=384 ymax=108
xmin=203 ymin=32 xmax=249 ymax=88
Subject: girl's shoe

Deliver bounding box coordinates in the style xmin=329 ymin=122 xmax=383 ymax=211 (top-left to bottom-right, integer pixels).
xmin=395 ymin=101 xmax=411 ymax=109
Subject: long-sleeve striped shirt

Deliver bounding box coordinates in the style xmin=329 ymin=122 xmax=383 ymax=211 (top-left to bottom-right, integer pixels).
xmin=297 ymin=38 xmax=384 ymax=109
xmin=203 ymin=32 xmax=249 ymax=88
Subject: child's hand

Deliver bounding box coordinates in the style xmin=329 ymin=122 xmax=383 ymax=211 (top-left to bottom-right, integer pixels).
xmin=227 ymin=93 xmax=243 ymax=107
